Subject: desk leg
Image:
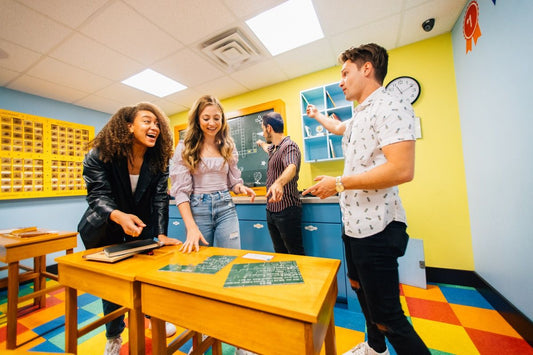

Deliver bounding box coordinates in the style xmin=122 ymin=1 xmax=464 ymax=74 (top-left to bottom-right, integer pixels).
xmin=65 ymin=286 xmax=78 ymax=354
xmin=150 ymin=317 xmax=166 ymax=355
xmin=34 ymin=255 xmax=46 ymax=308
xmin=324 ymin=312 xmax=337 ymax=355
xmin=6 ymin=261 xmax=19 ymax=349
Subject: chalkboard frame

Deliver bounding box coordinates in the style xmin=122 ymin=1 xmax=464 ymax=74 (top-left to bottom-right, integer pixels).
xmin=226 ymin=99 xmax=286 ymax=196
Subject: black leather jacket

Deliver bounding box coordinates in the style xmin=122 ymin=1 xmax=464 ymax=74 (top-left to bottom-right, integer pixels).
xmin=77 ymin=148 xmax=169 ymax=249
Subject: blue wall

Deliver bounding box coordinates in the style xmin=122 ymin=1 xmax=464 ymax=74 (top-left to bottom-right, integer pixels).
xmin=0 ymin=87 xmax=109 ymax=267
xmin=451 ymin=1 xmax=533 ymax=321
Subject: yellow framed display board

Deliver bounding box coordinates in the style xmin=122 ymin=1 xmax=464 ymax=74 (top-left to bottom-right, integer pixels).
xmin=0 ymin=108 xmax=94 ymax=200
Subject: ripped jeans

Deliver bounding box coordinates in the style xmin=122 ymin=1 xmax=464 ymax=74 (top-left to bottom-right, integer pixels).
xmin=343 ymin=221 xmax=430 ymax=355
xmin=190 ymin=190 xmax=241 ymax=249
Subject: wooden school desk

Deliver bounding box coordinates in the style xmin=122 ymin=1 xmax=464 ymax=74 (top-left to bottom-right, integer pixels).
xmin=0 ymin=230 xmax=77 ymax=349
xmin=138 ymin=247 xmax=340 ymax=355
xmin=55 ymin=246 xmax=164 ymax=355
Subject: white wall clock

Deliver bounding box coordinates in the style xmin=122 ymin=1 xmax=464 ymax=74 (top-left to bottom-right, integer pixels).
xmin=385 ymin=76 xmax=421 ymax=104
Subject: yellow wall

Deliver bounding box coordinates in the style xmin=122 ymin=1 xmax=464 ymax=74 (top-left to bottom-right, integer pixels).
xmin=169 ymin=33 xmax=473 ymax=271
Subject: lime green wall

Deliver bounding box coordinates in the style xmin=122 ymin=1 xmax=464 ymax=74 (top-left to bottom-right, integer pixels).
xmin=169 ymin=33 xmax=473 ymax=270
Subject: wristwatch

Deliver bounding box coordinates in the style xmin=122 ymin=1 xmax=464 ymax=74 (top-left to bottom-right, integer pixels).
xmin=335 ymin=176 xmax=345 ymax=193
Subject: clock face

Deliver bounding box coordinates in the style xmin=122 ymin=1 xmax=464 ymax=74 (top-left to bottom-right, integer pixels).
xmin=385 ymin=76 xmax=421 ymax=104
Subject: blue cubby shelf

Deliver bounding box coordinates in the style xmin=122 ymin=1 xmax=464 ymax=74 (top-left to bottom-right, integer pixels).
xmin=301 ymin=82 xmax=353 ymax=163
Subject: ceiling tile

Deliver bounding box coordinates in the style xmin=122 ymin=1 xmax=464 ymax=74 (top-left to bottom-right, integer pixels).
xmin=150 ymin=98 xmax=189 ymax=116
xmin=94 ymin=82 xmax=159 ymax=105
xmin=329 ymin=15 xmax=402 ymax=55
xmin=230 ymin=59 xmax=288 ymax=91
xmin=222 ymin=0 xmax=287 ymax=19
xmin=27 ymin=57 xmax=112 ymax=93
xmin=123 ymin=0 xmax=236 ymax=46
xmin=194 ymin=76 xmax=248 ymax=100
xmin=49 ymin=33 xmax=144 ymax=81
xmin=0 ymin=67 xmax=20 ymax=86
xmin=79 ymin=1 xmax=183 ymax=65
xmin=152 ymin=48 xmax=225 ymax=87
xmin=313 ymin=0 xmax=403 ymax=36
xmin=398 ymin=0 xmax=467 ymax=47
xmin=73 ymin=94 xmax=124 ymax=115
xmin=8 ymin=74 xmax=89 ymax=103
xmin=16 ymin=0 xmax=109 ymax=29
xmin=274 ymin=38 xmax=337 ymax=79
xmin=0 ymin=39 xmax=42 ymax=72
xmin=0 ymin=0 xmax=71 ymax=53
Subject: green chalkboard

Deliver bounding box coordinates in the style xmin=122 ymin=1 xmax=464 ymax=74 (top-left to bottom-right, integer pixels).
xmin=226 ymin=100 xmax=286 ymax=190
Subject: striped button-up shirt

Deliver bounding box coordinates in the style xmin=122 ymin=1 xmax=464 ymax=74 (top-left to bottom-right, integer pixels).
xmin=266 ymin=136 xmax=301 ymax=212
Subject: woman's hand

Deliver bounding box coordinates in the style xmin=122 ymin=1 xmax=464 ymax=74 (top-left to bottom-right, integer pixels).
xmin=179 ymin=226 xmax=209 ymax=253
xmin=235 ymin=183 xmax=256 ymax=202
xmin=157 ymin=234 xmax=182 ymax=246
xmin=111 ymin=210 xmax=146 ymax=237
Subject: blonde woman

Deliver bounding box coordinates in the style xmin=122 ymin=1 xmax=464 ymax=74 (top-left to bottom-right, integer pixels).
xmin=170 ymin=95 xmax=255 ymax=253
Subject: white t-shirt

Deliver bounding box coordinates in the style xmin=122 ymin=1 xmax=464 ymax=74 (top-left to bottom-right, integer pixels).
xmin=340 ymin=87 xmax=416 ymax=238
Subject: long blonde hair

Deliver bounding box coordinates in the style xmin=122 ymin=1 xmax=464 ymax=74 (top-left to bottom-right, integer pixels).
xmin=181 ymin=95 xmax=235 ymax=172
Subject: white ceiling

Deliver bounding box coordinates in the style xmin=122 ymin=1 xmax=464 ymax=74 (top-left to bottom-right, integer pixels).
xmin=0 ymin=0 xmax=467 ymax=116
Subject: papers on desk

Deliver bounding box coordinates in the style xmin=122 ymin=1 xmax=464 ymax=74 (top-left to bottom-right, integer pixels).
xmin=224 ymin=261 xmax=304 ymax=288
xmin=242 ymin=253 xmax=273 ymax=261
xmin=0 ymin=226 xmax=58 ymax=238
xmin=159 ymin=255 xmax=237 ymax=274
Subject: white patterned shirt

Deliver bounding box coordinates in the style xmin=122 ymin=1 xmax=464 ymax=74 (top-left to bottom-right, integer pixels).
xmin=340 ymin=87 xmax=416 ymax=238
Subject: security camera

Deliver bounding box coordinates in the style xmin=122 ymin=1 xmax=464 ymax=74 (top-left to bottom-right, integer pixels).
xmin=422 ymin=18 xmax=435 ymax=32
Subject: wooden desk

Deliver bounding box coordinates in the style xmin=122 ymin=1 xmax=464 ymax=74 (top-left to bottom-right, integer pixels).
xmin=55 ymin=246 xmax=183 ymax=355
xmin=138 ymin=247 xmax=340 ymax=355
xmin=0 ymin=230 xmax=77 ymax=350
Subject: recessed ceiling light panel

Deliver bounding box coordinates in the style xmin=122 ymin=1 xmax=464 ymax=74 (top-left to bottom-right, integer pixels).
xmin=246 ymin=0 xmax=324 ymax=56
xmin=121 ymin=69 xmax=187 ymax=97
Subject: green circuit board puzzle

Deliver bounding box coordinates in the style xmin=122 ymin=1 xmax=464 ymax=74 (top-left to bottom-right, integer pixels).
xmin=223 ymin=260 xmax=304 ymax=287
xmin=159 ymin=255 xmax=236 ymax=274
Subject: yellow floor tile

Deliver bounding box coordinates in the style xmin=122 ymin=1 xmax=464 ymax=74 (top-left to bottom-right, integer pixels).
xmin=451 ymin=303 xmax=521 ymax=338
xmin=402 ymin=284 xmax=447 ymax=302
xmin=411 ymin=317 xmax=479 ymax=355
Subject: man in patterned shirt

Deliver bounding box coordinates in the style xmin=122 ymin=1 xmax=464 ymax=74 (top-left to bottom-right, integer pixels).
xmin=303 ymin=43 xmax=430 ymax=355
xmin=256 ymin=112 xmax=304 ymax=255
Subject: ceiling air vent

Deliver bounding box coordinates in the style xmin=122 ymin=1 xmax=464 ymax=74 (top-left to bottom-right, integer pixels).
xmin=200 ymin=28 xmax=262 ymax=72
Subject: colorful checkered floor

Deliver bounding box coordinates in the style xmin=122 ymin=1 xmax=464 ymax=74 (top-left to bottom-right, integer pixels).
xmin=1 ymin=279 xmax=532 ymax=354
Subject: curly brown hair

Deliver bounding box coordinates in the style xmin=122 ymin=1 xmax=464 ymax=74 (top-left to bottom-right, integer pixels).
xmin=338 ymin=43 xmax=389 ymax=85
xmin=88 ymin=102 xmax=173 ymax=172
xmin=181 ymin=95 xmax=235 ymax=172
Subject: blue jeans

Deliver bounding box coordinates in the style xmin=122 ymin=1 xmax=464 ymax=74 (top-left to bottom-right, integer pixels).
xmin=190 ymin=190 xmax=241 ymax=249
xmin=266 ymin=205 xmax=305 ymax=255
xmin=102 ymin=299 xmax=125 ymax=339
xmin=343 ymin=221 xmax=430 ymax=355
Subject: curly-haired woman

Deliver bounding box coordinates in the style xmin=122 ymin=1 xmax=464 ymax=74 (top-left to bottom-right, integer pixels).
xmin=170 ymin=95 xmax=255 ymax=254
xmin=77 ymin=102 xmax=180 ymax=354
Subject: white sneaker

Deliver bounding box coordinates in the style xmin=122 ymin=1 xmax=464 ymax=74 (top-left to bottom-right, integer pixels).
xmin=148 ymin=320 xmax=177 ymax=337
xmin=235 ymin=348 xmax=257 ymax=355
xmin=104 ymin=336 xmax=122 ymax=355
xmin=343 ymin=342 xmax=389 ymax=355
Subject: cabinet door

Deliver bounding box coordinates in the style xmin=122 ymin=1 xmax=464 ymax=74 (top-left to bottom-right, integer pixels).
xmin=239 ymin=220 xmax=274 ymax=253
xmin=168 ymin=218 xmax=186 ymax=241
xmin=302 ymin=222 xmax=346 ymax=301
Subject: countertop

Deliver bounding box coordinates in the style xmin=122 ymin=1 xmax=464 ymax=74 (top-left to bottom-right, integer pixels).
xmin=170 ymin=195 xmax=339 ymax=205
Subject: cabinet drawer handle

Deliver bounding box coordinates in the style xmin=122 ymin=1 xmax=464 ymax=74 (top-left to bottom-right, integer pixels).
xmin=304 ymin=225 xmax=318 ymax=231
xmin=253 ymin=223 xmax=264 ymax=229
xmin=172 ymin=221 xmax=180 ymax=226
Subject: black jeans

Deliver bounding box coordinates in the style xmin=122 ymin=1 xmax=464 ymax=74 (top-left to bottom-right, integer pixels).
xmin=343 ymin=221 xmax=430 ymax=355
xmin=266 ymin=205 xmax=305 ymax=255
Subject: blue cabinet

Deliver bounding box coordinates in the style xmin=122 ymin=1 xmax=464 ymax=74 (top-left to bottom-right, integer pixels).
xmin=302 ymin=203 xmax=347 ymax=302
xmin=168 ymin=206 xmax=186 ymax=241
xmin=235 ymin=204 xmax=273 ymax=252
